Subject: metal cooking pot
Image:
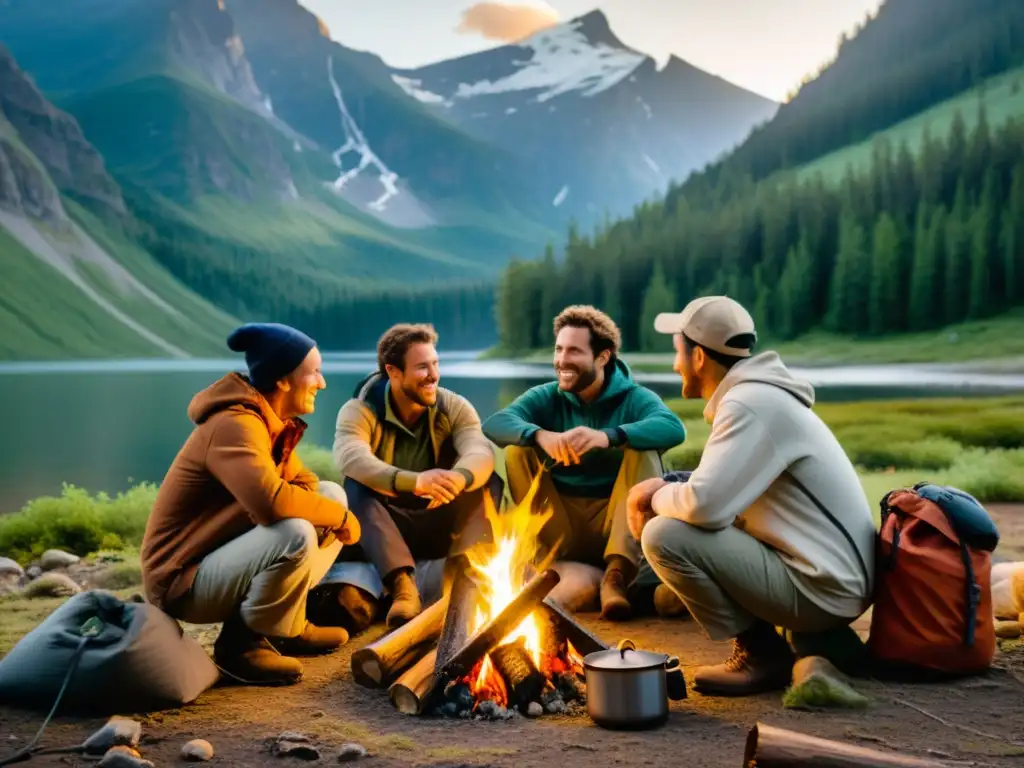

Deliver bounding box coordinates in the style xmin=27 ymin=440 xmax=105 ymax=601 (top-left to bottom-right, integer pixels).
xmin=583 ymin=639 xmax=687 ymax=730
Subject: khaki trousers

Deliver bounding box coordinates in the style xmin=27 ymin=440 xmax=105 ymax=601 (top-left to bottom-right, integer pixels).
xmin=503 ymin=445 xmax=664 ymax=567
xmin=641 ymin=515 xmax=848 ymax=642
xmin=174 ymin=481 xmax=346 ymax=638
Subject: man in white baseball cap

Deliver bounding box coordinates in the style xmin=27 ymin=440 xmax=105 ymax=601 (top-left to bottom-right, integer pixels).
xmin=626 ymin=296 xmax=876 ymax=697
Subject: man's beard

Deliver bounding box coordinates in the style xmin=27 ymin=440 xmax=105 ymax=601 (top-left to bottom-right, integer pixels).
xmin=403 ymin=381 xmax=436 ymax=407
xmin=557 ymin=364 xmax=598 ymax=393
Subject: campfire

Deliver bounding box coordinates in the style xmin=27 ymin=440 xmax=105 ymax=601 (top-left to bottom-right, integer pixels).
xmin=350 ymin=478 xmax=607 ymax=720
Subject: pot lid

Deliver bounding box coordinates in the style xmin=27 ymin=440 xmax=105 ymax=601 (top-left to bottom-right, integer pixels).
xmin=584 ymin=639 xmax=667 ymax=671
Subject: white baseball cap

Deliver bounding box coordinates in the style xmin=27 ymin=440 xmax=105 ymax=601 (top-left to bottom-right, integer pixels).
xmin=654 ymin=296 xmax=757 ymax=358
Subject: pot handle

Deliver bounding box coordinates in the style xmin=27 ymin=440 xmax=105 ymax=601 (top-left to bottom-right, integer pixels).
xmin=665 ymin=656 xmax=687 ymax=701
xmin=616 ymin=639 xmax=637 ymax=658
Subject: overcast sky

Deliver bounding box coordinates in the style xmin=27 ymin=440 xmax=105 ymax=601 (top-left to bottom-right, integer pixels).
xmin=298 ymin=0 xmax=884 ymax=102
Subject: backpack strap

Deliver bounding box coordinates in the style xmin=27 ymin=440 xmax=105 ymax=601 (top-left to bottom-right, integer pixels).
xmin=783 ymin=469 xmax=872 ymax=590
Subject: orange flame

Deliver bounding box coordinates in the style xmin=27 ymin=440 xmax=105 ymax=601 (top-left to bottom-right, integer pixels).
xmin=462 ymin=472 xmax=553 ymax=704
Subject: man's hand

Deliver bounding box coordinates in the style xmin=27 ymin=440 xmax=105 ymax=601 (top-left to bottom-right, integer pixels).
xmin=563 ymin=426 xmax=610 ymax=458
xmin=338 ymin=510 xmax=361 ymax=545
xmin=627 ymin=477 xmax=668 ymax=541
xmin=535 ymin=429 xmax=580 ymax=466
xmin=414 ymin=468 xmax=466 ymax=508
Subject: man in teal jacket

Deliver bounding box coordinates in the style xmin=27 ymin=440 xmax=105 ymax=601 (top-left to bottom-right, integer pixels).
xmin=483 ymin=305 xmax=687 ymax=620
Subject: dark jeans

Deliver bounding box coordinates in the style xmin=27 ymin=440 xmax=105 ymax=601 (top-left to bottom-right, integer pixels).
xmin=342 ymin=474 xmax=503 ymax=582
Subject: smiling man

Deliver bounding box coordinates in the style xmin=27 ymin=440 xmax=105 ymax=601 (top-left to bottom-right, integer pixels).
xmin=483 ymin=305 xmax=687 ymax=620
xmin=141 ymin=323 xmax=361 ymax=686
xmin=332 ymin=323 xmax=500 ymax=629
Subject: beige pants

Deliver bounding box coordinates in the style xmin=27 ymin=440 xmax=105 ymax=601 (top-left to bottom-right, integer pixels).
xmin=641 ymin=515 xmax=847 ymax=641
xmin=503 ymin=445 xmax=664 ymax=567
xmin=175 ymin=481 xmax=346 ymax=638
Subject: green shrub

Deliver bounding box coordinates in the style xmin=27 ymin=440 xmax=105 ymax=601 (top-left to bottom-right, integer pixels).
xmin=92 ymin=561 xmax=143 ymax=590
xmin=0 ymin=483 xmax=157 ymax=565
xmin=937 ymin=448 xmax=1024 ymax=502
xmin=297 ymin=444 xmax=341 ymax=483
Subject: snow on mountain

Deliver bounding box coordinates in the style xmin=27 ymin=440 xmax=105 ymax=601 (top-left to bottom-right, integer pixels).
xmin=391 ymin=9 xmax=779 ymax=226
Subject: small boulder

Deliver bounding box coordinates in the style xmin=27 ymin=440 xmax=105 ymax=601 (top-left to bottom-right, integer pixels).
xmin=271 ymin=732 xmax=319 ymax=761
xmin=21 ymin=572 xmax=81 ymax=598
xmin=783 ymin=656 xmax=870 ymax=710
xmin=98 ymin=745 xmax=154 ymax=767
xmin=182 ymin=738 xmax=215 ymax=761
xmin=83 ymin=718 xmax=142 ymax=755
xmin=0 ymin=557 xmax=23 ymax=578
xmin=995 ymin=620 xmax=1022 ymax=639
xmin=526 ymin=701 xmax=543 ymax=718
xmin=25 ymin=565 xmax=41 ymax=580
xmin=337 ymin=743 xmax=368 ymax=762
xmin=40 ymin=549 xmax=79 ymax=571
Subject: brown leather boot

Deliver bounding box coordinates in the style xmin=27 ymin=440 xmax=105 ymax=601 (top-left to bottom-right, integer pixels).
xmin=599 ymin=556 xmax=635 ymax=621
xmin=270 ymin=622 xmax=349 ymax=656
xmin=692 ymin=620 xmax=794 ymax=696
xmin=653 ymin=584 xmax=689 ymax=618
xmin=337 ymin=584 xmax=379 ymax=634
xmin=385 ymin=569 xmax=422 ymax=628
xmin=213 ymin=613 xmax=303 ymax=686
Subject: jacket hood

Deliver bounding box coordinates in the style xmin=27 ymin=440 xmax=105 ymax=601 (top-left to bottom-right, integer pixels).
xmin=560 ymin=356 xmax=637 ymax=407
xmin=187 ymin=372 xmax=284 ymax=433
xmin=704 ymin=351 xmax=815 ymax=422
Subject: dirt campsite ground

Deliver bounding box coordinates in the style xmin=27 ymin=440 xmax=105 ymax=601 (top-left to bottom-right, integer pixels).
xmin=2 ymin=506 xmax=1024 ymax=768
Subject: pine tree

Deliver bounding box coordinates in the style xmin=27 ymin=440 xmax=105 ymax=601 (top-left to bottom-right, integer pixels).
xmin=776 ymin=238 xmax=814 ymax=339
xmin=827 ymin=214 xmax=870 ymax=334
xmin=968 ymin=169 xmax=999 ymax=318
xmin=869 ymin=213 xmax=903 ymax=334
xmin=908 ymin=203 xmax=944 ymax=330
xmin=1003 ymin=164 xmax=1024 ymax=306
xmin=639 ymin=261 xmax=677 ymax=352
xmin=535 ymin=244 xmax=560 ymax=345
xmin=944 ymin=181 xmax=971 ymax=324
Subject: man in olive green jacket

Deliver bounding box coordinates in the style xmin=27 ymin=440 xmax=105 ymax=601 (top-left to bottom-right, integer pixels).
xmin=332 ymin=323 xmax=500 ymax=628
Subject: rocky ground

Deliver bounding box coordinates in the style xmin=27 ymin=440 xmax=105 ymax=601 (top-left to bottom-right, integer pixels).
xmin=0 ymin=507 xmax=1022 ymax=767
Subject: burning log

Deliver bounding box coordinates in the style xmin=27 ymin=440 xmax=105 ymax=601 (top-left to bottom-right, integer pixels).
xmin=439 ymin=568 xmax=561 ymax=680
xmin=743 ymin=723 xmax=947 ymax=767
xmin=490 ymin=638 xmax=546 ymax=711
xmin=388 ymin=648 xmax=439 ymax=716
xmin=541 ymin=597 xmax=609 ymax=656
xmin=433 ymin=567 xmax=481 ymax=675
xmin=351 ymin=594 xmax=451 ymax=688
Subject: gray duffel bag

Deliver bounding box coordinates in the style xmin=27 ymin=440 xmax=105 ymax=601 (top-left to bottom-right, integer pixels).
xmin=0 ymin=590 xmax=219 ymax=714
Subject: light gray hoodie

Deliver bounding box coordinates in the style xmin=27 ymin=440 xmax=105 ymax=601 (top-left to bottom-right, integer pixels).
xmin=651 ymin=351 xmax=876 ymax=618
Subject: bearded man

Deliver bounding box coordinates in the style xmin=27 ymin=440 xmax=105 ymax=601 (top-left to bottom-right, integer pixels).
xmin=331 ymin=323 xmax=500 ymax=629
xmin=483 ymin=305 xmax=687 ymax=620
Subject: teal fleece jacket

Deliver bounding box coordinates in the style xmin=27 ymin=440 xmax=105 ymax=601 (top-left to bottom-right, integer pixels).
xmin=482 ymin=358 xmax=687 ymax=498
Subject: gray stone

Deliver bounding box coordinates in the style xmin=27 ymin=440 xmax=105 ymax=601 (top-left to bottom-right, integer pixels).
xmin=25 ymin=565 xmax=41 ymax=580
xmin=83 ymin=718 xmax=142 ymax=755
xmin=97 ymin=745 xmax=154 ymax=767
xmin=337 ymin=743 xmax=368 ymax=762
xmin=40 ymin=549 xmax=79 ymax=570
xmin=21 ymin=572 xmax=81 ymax=598
xmin=544 ymin=699 xmax=567 ymax=714
xmin=0 ymin=557 xmax=23 ymax=577
xmin=277 ymin=731 xmax=311 ymax=743
xmin=273 ymin=740 xmax=320 ymax=760
xmin=182 ymin=738 xmax=214 ymax=761
xmin=526 ymin=701 xmax=543 ymax=718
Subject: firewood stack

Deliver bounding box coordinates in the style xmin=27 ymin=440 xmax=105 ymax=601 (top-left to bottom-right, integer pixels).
xmin=350 ymin=567 xmax=606 ymax=720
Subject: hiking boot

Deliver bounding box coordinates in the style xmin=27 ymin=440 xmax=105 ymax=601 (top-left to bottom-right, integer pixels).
xmin=270 ymin=622 xmax=349 ymax=657
xmin=213 ymin=614 xmax=303 ymax=686
xmin=653 ymin=584 xmax=689 ymax=618
xmin=337 ymin=584 xmax=379 ymax=634
xmin=692 ymin=621 xmax=795 ymax=697
xmin=599 ymin=557 xmax=635 ymax=621
xmin=385 ymin=569 xmax=421 ymax=628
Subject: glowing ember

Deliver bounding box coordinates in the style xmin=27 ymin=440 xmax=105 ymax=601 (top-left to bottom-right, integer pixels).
xmin=460 ymin=475 xmax=557 ymax=709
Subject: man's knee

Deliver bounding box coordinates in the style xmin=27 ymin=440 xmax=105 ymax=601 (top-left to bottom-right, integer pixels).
xmin=267 ymin=518 xmax=319 ymax=560
xmin=641 ymin=516 xmax=702 ymax=565
xmin=318 ymin=480 xmax=348 ymax=508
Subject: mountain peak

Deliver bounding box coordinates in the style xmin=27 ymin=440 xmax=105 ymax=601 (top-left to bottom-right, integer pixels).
xmin=570 ymin=9 xmax=621 ymax=47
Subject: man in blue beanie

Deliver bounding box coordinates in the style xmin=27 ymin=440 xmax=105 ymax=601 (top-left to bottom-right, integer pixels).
xmin=141 ymin=323 xmax=362 ymax=686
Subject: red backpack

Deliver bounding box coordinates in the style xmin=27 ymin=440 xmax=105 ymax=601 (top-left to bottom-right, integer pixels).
xmin=867 ymin=483 xmax=999 ymax=679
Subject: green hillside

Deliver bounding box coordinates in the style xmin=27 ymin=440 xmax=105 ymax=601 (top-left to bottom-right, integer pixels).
xmin=797 ymin=67 xmax=1024 ymax=183
xmin=492 ymin=0 xmax=1024 ymax=358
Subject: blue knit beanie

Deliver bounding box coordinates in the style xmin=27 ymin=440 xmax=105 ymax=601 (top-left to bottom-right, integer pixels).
xmin=226 ymin=323 xmax=316 ymax=390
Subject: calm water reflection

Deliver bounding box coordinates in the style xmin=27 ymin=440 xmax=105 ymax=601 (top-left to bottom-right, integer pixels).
xmin=2 ymin=352 xmax=1022 ymax=512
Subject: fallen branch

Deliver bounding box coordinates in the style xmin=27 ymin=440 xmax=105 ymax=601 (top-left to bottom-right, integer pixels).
xmin=744 ymin=722 xmax=947 ymax=767
xmin=351 ymin=593 xmax=450 ymax=688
